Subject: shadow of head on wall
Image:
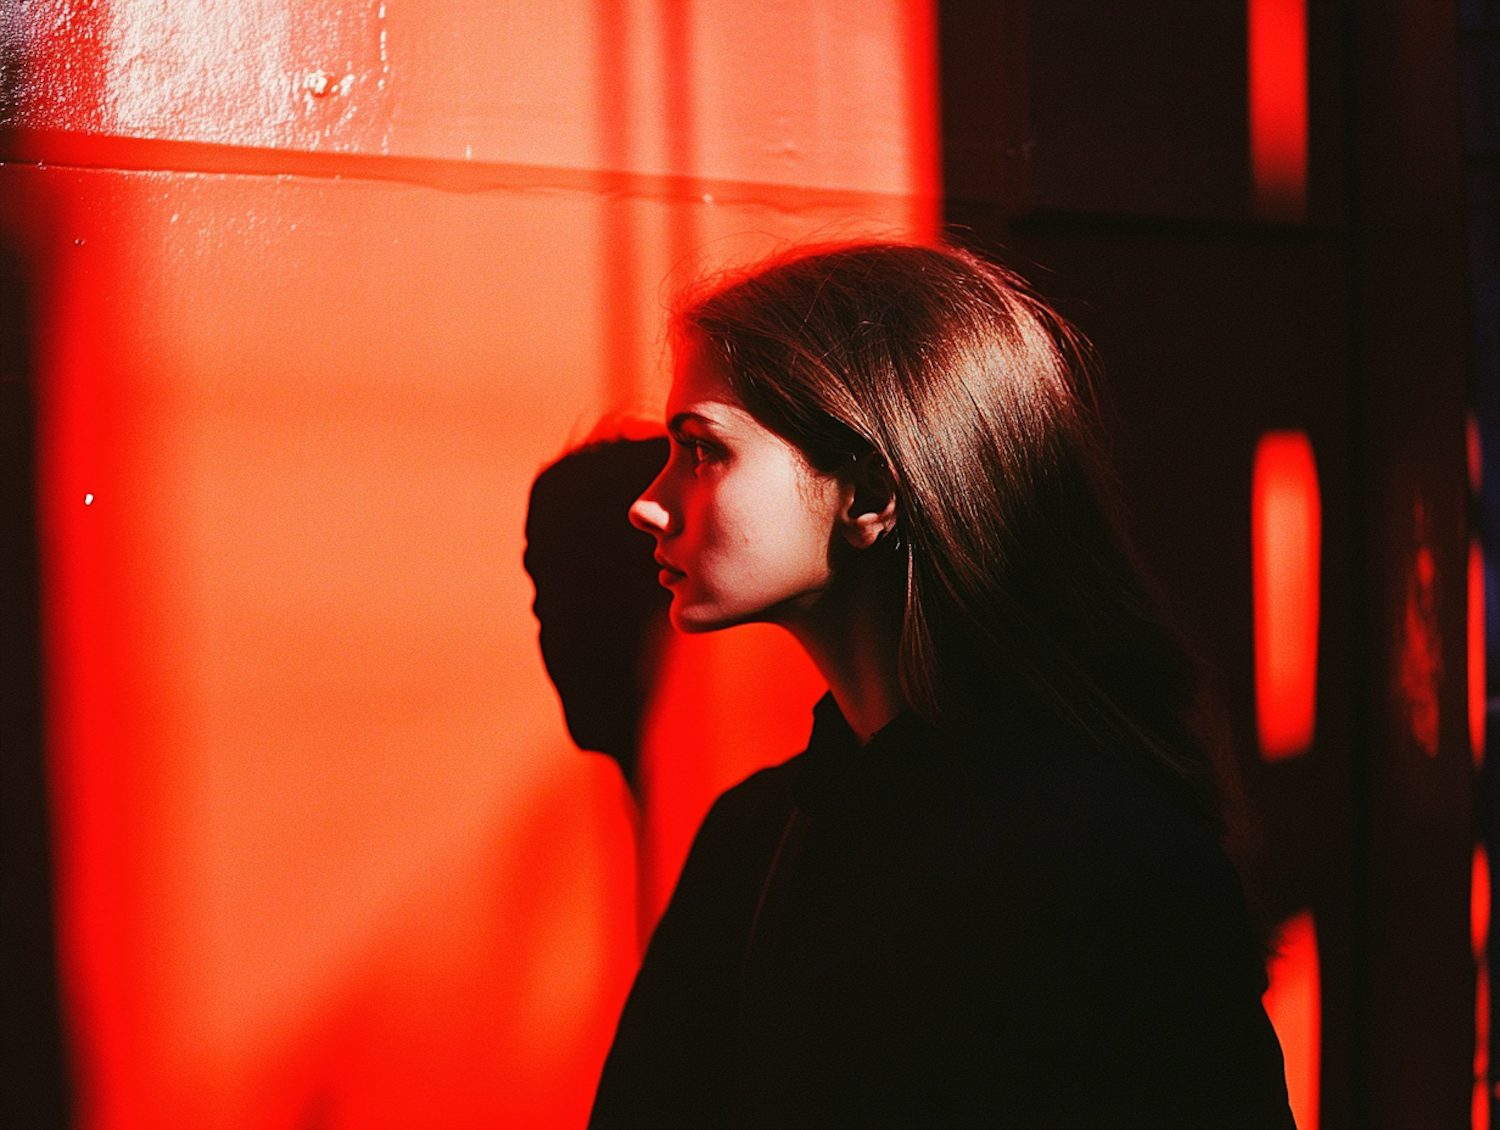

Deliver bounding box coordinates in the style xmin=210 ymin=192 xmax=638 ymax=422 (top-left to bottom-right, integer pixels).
xmin=524 ymin=436 xmax=671 ymax=793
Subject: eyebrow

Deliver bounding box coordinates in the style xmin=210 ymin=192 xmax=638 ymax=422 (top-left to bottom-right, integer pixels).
xmin=667 ymin=411 xmax=716 ymax=434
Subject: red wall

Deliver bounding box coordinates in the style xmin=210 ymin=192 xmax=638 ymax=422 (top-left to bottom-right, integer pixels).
xmin=1 ymin=3 xmax=937 ymax=1126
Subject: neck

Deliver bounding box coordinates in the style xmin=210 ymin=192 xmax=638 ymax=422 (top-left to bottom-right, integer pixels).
xmin=782 ymin=562 xmax=905 ymax=744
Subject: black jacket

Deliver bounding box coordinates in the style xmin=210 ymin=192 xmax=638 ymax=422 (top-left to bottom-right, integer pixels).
xmin=591 ymin=695 xmax=1294 ymax=1128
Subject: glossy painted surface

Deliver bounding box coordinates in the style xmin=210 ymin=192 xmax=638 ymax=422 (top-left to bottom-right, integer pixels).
xmin=1 ymin=2 xmax=937 ymax=1126
xmin=3 ymin=0 xmax=936 ymax=196
xmin=1253 ymin=430 xmax=1322 ymax=760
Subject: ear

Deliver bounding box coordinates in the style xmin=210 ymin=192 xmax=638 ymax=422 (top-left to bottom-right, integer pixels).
xmin=837 ymin=453 xmax=899 ymax=550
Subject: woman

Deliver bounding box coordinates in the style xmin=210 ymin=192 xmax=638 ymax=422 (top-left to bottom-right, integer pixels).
xmin=592 ymin=243 xmax=1293 ymax=1128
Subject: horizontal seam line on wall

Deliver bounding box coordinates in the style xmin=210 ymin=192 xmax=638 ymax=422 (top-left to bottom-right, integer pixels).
xmin=0 ymin=127 xmax=926 ymax=216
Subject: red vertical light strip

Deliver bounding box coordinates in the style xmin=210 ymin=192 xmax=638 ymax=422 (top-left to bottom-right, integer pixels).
xmin=1472 ymin=412 xmax=1490 ymax=1130
xmin=900 ymin=0 xmax=942 ymax=236
xmin=1472 ymin=538 xmax=1487 ymax=766
xmin=1247 ymin=0 xmax=1308 ymax=221
xmin=1253 ymin=431 xmax=1322 ymax=759
xmin=1477 ymin=845 xmax=1492 ymax=1130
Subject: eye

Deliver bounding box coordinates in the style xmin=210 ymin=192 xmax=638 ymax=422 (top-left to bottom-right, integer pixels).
xmin=673 ymin=433 xmax=717 ymax=469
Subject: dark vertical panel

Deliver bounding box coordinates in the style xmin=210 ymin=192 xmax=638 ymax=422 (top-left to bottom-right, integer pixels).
xmin=940 ymin=4 xmax=1359 ymax=1125
xmin=939 ymin=0 xmax=1473 ymax=1124
xmin=0 ymin=236 xmax=70 ymax=1128
xmin=938 ymin=0 xmax=1030 ymax=217
xmin=1026 ymin=0 xmax=1250 ymax=221
xmin=1351 ymin=3 xmax=1474 ymax=1126
xmin=993 ymin=221 xmax=1360 ymax=1130
xmin=1459 ymin=3 xmax=1500 ymax=1125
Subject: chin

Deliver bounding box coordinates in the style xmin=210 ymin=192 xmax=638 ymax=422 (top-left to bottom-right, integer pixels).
xmin=670 ymin=600 xmax=748 ymax=635
xmin=669 ymin=606 xmax=725 ymax=634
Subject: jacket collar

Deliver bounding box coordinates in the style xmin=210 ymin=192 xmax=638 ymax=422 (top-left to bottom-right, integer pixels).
xmin=792 ymin=693 xmax=933 ymax=816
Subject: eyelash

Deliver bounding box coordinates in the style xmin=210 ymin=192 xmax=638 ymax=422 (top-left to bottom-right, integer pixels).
xmin=674 ymin=435 xmax=715 ymax=467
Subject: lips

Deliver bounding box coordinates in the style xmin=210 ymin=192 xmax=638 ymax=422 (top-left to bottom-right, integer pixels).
xmin=654 ymin=554 xmax=685 ymax=586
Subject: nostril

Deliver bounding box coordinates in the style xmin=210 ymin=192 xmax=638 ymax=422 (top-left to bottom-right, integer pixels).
xmin=630 ymin=498 xmax=671 ymax=533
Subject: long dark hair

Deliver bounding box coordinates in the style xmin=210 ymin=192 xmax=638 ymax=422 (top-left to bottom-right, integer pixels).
xmin=678 ymin=242 xmax=1223 ymax=829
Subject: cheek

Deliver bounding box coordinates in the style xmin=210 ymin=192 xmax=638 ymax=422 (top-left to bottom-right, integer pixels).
xmin=707 ymin=467 xmax=834 ymax=584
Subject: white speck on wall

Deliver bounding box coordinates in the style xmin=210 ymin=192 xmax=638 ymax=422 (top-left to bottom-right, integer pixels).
xmin=84 ymin=494 xmax=94 ymax=505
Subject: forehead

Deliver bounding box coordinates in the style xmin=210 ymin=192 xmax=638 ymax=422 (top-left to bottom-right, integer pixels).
xmin=666 ymin=338 xmax=741 ymax=419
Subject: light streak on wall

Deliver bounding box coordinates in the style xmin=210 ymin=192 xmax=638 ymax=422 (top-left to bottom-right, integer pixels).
xmin=1472 ymin=537 xmax=1487 ymax=766
xmin=1247 ymin=0 xmax=1308 ymax=222
xmin=1253 ymin=430 xmax=1322 ymax=759
xmin=1471 ymin=412 xmax=1489 ymax=1130
xmin=1476 ymin=845 xmax=1492 ymax=1130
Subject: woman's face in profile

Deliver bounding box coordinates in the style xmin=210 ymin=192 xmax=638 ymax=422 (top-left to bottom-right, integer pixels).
xmin=629 ymin=340 xmax=846 ymax=633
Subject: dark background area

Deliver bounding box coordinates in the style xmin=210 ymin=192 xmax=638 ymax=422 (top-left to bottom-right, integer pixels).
xmin=1469 ymin=1 xmax=1500 ymax=1126
xmin=1 ymin=238 xmax=69 ymax=1127
xmin=942 ymin=2 xmax=1478 ymax=1126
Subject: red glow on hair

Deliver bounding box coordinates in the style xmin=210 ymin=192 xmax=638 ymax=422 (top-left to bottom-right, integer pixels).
xmin=1263 ymin=909 xmax=1320 ymax=1130
xmin=1253 ymin=431 xmax=1321 ymax=759
xmin=1248 ymin=0 xmax=1308 ymax=222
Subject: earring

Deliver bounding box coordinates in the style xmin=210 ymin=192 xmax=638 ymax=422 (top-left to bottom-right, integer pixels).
xmin=876 ymin=526 xmax=904 ymax=553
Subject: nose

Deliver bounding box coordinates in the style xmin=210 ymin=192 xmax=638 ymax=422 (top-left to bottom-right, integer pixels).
xmin=629 ymin=495 xmax=670 ymax=535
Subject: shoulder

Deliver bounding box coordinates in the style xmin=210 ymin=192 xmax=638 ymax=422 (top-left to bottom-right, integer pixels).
xmin=683 ymin=758 xmax=801 ymax=874
xmin=660 ymin=756 xmax=802 ymax=928
xmin=592 ymin=758 xmax=804 ymax=1128
xmin=703 ymin=756 xmax=801 ymax=833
